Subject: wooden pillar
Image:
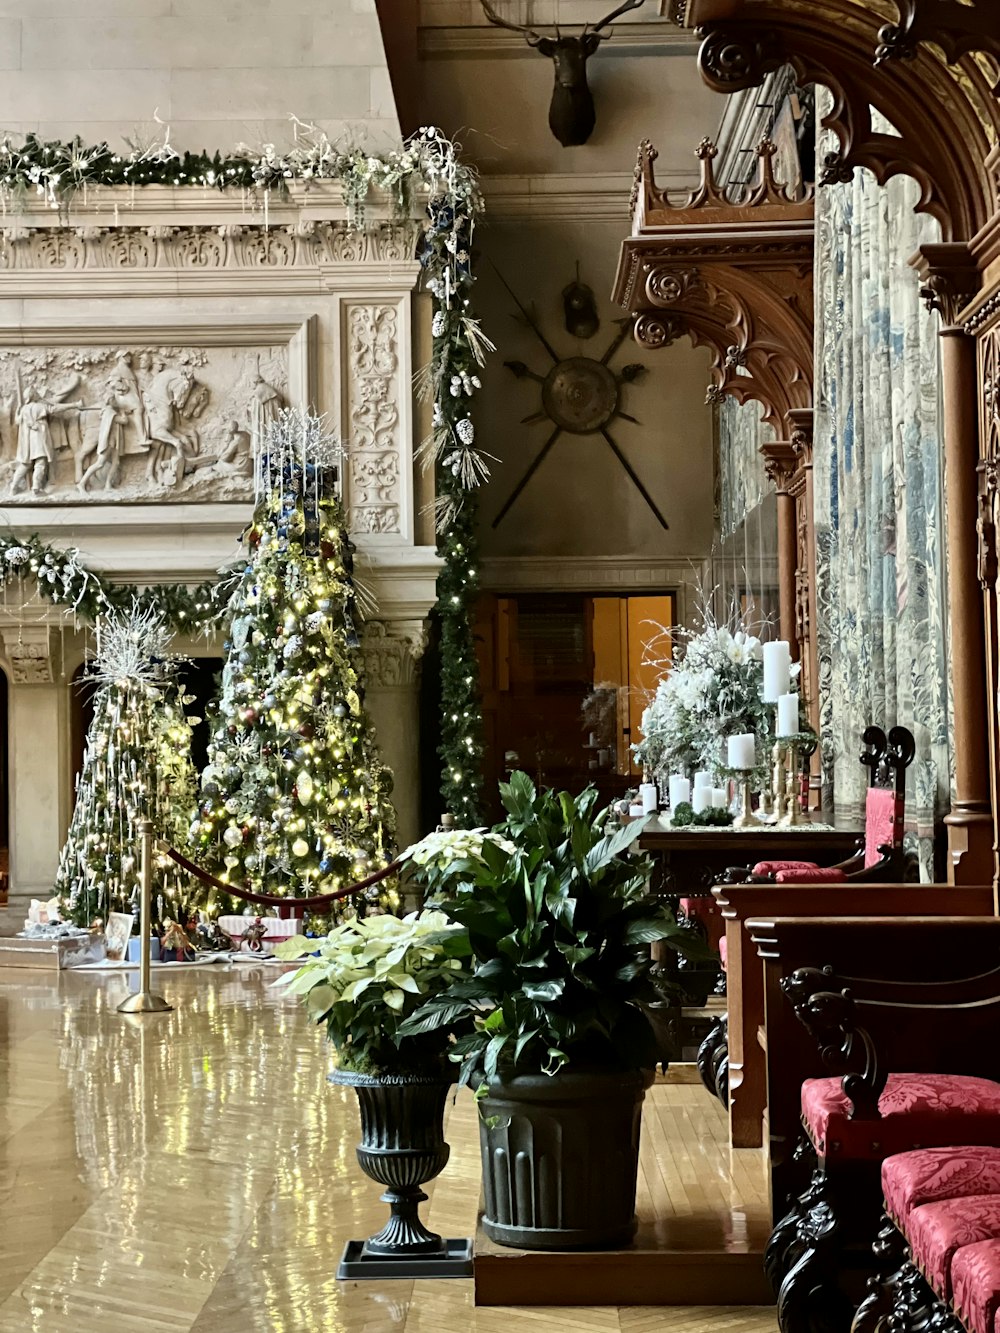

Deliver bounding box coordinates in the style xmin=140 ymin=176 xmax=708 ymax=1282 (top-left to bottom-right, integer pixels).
xmin=940 ymin=323 xmax=994 ymax=885
xmin=789 ymin=409 xmax=819 ymax=734
xmin=761 ymin=440 xmax=799 ymax=654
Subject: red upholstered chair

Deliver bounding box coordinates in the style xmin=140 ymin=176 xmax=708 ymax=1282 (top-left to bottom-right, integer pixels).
xmin=767 ymin=966 xmax=1000 ymax=1333
xmin=747 ymin=725 xmax=915 ymax=885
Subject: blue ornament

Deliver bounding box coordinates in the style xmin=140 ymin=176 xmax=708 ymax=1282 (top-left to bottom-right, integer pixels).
xmin=319 ymin=858 xmax=333 ymax=873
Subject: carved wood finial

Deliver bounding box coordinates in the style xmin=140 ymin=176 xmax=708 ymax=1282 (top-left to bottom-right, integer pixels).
xmin=630 ymin=138 xmax=658 ymax=219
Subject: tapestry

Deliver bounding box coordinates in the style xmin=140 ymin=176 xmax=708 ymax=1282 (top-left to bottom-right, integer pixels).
xmin=814 ymin=100 xmax=950 ymax=880
xmin=718 ymin=393 xmax=773 ymax=541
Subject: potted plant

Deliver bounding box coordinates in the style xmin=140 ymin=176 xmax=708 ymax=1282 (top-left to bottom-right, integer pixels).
xmin=275 ymin=909 xmax=473 ymax=1272
xmin=398 ymin=773 xmax=705 ymax=1251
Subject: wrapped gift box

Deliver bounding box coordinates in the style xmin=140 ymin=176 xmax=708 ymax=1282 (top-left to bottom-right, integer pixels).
xmin=218 ymin=916 xmax=303 ymax=946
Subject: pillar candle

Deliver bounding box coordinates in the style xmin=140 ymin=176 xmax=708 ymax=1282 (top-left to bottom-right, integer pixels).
xmin=762 ymin=640 xmax=791 ymax=702
xmin=711 ymin=787 xmax=728 ymax=809
xmin=728 ymin=733 xmax=756 ymax=770
xmin=668 ymin=775 xmax=691 ymax=808
xmin=694 ymin=770 xmax=712 ymax=790
xmin=776 ymin=692 xmax=800 ymax=738
xmin=639 ymin=781 xmax=659 ymax=815
xmin=692 ymin=786 xmax=712 ymax=814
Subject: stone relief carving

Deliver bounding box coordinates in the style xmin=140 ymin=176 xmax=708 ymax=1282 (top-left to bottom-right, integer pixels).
xmin=347 ymin=305 xmax=401 ymax=535
xmin=361 ymin=620 xmax=427 ymax=688
xmin=0 ymin=626 xmax=56 ymax=683
xmin=0 ymin=345 xmax=287 ymax=503
xmin=0 ymin=222 xmax=419 ymax=273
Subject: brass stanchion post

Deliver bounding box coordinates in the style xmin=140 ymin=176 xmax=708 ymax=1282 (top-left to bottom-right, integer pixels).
xmin=118 ymin=818 xmax=172 ymax=1015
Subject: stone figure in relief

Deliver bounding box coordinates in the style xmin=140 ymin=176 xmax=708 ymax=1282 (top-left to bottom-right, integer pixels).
xmin=184 ymin=420 xmax=252 ymax=479
xmin=77 ymin=378 xmax=135 ymax=492
xmin=247 ymin=369 xmax=284 ymax=453
xmin=144 ymin=366 xmax=201 ymax=488
xmin=12 ymin=383 xmax=84 ymax=495
xmin=0 ymin=344 xmax=286 ymax=503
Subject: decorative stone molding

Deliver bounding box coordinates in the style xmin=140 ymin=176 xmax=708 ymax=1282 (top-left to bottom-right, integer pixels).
xmin=343 ymin=302 xmax=406 ymax=539
xmin=361 ymin=619 xmax=427 ymax=689
xmin=912 ymin=242 xmax=982 ymax=327
xmin=0 ymin=220 xmax=419 ymax=274
xmin=0 ymin=625 xmax=58 ymax=683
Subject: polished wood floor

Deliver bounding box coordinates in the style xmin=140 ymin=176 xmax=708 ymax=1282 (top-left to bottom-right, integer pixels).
xmin=0 ymin=966 xmax=777 ymax=1331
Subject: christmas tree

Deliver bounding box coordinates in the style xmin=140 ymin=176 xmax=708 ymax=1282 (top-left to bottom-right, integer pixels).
xmin=57 ymin=604 xmax=199 ymax=928
xmin=189 ymin=410 xmax=396 ymax=914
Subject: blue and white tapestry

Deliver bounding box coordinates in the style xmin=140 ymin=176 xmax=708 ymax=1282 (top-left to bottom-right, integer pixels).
xmin=814 ymin=100 xmax=950 ymax=880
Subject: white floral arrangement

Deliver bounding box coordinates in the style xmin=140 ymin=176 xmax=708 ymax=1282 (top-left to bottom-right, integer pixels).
xmin=400 ymin=827 xmax=516 ymax=868
xmin=634 ymin=603 xmax=797 ymax=786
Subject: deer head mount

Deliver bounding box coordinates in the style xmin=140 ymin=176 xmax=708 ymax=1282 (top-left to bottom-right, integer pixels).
xmin=479 ymin=0 xmax=645 ymax=148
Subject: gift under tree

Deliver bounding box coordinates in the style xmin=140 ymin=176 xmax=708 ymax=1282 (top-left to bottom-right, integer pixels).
xmin=57 ymin=604 xmax=198 ymax=928
xmin=190 ymin=409 xmax=396 ymax=916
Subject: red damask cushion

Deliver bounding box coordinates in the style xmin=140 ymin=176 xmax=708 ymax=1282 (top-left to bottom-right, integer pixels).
xmin=951 ymin=1240 xmax=1000 ymax=1333
xmin=883 ymin=1148 xmax=1000 ymax=1224
xmin=802 ymin=1074 xmax=1000 ymax=1161
xmin=775 ymin=866 xmax=849 ymax=884
xmin=864 ymin=785 xmax=904 ymax=869
xmin=905 ymin=1196 xmax=1000 ymax=1298
xmin=752 ymin=860 xmax=819 ymax=877
xmin=719 ymin=934 xmax=728 ymax=969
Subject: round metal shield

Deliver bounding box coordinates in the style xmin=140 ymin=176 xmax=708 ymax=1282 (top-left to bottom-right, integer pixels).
xmin=541 ymin=357 xmax=619 ymax=435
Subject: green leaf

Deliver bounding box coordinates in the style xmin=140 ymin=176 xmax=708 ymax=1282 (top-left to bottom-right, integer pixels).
xmin=482 ymin=1007 xmax=507 ymax=1033
xmin=623 ymin=917 xmax=677 ymax=945
xmin=274 ymin=935 xmax=314 ymax=961
xmin=397 ymin=1001 xmax=469 ymax=1036
xmin=583 ymin=818 xmax=648 ymax=875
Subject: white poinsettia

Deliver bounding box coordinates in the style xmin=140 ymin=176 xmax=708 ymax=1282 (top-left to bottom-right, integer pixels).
xmin=399 ymin=827 xmax=516 ymax=868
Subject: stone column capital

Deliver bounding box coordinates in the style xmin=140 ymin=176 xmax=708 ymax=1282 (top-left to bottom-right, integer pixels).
xmin=0 ymin=625 xmax=59 ymax=684
xmin=360 ymin=619 xmax=428 ymax=689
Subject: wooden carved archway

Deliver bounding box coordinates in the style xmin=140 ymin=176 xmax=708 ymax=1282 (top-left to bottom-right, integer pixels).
xmin=668 ymin=0 xmax=1000 ymax=887
xmin=614 ymin=138 xmax=821 ymax=724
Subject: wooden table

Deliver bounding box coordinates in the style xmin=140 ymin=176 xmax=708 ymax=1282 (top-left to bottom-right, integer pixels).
xmin=713 ymin=882 xmax=993 ymax=1149
xmin=638 ymin=819 xmax=863 ymax=894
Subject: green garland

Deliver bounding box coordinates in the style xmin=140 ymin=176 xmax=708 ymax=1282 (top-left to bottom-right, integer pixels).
xmin=0 ymin=123 xmax=491 ymax=818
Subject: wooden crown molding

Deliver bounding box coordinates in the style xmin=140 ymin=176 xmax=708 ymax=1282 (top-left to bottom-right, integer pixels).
xmin=677 ymin=0 xmax=999 ymax=248
xmin=614 ymin=136 xmax=814 ymax=439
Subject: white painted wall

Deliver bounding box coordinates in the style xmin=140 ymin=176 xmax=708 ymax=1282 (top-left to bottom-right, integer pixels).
xmin=0 ymin=0 xmax=400 ymax=154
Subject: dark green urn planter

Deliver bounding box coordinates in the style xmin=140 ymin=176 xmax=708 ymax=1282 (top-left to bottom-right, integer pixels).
xmin=478 ymin=1066 xmax=655 ymax=1250
xmin=330 ymin=1069 xmax=473 ymax=1278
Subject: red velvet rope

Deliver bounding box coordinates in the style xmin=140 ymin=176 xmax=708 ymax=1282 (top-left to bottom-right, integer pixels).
xmin=163 ymin=843 xmax=402 ymax=911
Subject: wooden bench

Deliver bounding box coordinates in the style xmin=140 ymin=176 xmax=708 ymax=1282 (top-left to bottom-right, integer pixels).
xmin=710 ymin=884 xmax=992 ymax=1148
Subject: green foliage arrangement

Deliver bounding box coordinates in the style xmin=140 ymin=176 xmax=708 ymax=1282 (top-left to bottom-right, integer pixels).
xmin=274 ymin=910 xmax=472 ymax=1076
xmin=398 ymin=773 xmax=706 ymax=1084
xmin=669 ymin=801 xmax=734 ymax=828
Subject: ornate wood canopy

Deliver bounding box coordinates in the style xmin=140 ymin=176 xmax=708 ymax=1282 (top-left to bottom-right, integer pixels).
xmin=676 ymin=0 xmax=999 ymax=255
xmin=615 ymin=138 xmax=814 ymax=439
xmin=614 ymin=137 xmax=819 ymax=708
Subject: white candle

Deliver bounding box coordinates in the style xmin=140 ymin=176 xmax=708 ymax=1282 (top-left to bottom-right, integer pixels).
xmin=712 ymin=787 xmax=728 ymax=809
xmin=728 ymin=733 xmax=756 ymax=770
xmin=668 ymin=775 xmax=691 ymax=808
xmin=640 ymin=781 xmax=659 ymax=815
xmin=762 ymin=640 xmax=792 ymax=702
xmin=694 ymin=770 xmax=712 ymax=790
xmin=777 ymin=693 xmax=800 ymax=738
xmin=693 ymin=786 xmax=712 ymax=814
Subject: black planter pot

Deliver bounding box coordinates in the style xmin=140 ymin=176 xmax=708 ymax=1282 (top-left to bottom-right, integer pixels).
xmin=478 ymin=1066 xmax=655 ymax=1251
xmin=333 ymin=1068 xmax=451 ymax=1256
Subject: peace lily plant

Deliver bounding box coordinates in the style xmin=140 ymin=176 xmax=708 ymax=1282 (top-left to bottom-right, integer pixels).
xmin=274 ymin=911 xmax=472 ymax=1077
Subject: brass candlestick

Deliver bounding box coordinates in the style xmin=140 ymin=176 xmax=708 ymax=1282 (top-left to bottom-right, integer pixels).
xmin=779 ymin=741 xmax=808 ymax=827
xmin=732 ymin=771 xmax=763 ymax=829
xmin=118 ymin=819 xmax=172 ymax=1016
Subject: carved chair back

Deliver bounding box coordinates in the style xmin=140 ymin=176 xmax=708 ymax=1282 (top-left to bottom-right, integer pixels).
xmin=859 ymin=725 xmax=915 ymax=869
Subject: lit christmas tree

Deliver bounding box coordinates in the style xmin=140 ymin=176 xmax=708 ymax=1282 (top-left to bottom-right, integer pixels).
xmin=190 ymin=410 xmax=396 ymax=913
xmin=57 ymin=604 xmax=198 ymax=927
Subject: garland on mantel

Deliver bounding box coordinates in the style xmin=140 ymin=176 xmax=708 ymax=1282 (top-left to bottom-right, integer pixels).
xmin=0 ymin=122 xmax=490 ymax=820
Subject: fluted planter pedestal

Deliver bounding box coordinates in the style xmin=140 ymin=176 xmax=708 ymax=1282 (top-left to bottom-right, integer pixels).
xmin=330 ymin=1069 xmax=473 ymax=1279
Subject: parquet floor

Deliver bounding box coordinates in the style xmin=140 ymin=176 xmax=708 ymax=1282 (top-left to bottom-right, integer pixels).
xmin=0 ymin=966 xmax=777 ymax=1332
